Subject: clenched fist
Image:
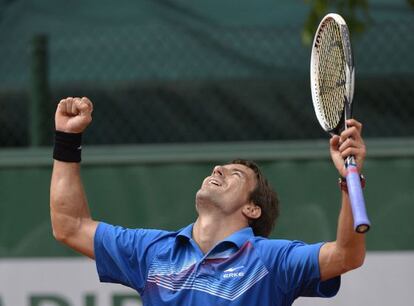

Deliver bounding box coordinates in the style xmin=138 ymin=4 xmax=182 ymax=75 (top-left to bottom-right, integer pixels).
xmin=55 ymin=97 xmax=93 ymax=133
xmin=329 ymin=119 xmax=366 ymax=178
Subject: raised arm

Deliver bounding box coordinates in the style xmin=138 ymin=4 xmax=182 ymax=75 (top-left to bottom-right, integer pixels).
xmin=319 ymin=119 xmax=366 ymax=281
xmin=50 ymin=97 xmax=98 ymax=259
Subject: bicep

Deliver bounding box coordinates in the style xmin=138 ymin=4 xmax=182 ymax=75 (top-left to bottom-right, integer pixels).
xmin=64 ymin=218 xmax=99 ymax=259
xmin=319 ymin=242 xmax=346 ymax=281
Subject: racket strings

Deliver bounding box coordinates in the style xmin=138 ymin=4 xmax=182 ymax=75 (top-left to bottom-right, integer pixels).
xmin=316 ymin=20 xmax=346 ymax=130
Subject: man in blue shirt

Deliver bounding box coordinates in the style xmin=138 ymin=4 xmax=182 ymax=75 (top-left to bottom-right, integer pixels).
xmin=50 ymin=97 xmax=366 ymax=305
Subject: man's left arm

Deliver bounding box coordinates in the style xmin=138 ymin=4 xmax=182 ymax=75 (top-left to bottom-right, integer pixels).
xmin=319 ymin=119 xmax=366 ymax=281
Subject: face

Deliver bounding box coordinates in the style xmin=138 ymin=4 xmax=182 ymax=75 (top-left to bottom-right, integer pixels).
xmin=196 ymin=163 xmax=257 ymax=215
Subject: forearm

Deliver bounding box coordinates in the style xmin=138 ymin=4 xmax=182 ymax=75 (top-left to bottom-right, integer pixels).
xmin=321 ymin=119 xmax=366 ymax=280
xmin=335 ymin=190 xmax=366 ymax=269
xmin=50 ymin=160 xmax=93 ymax=241
xmin=319 ymin=189 xmax=366 ymax=280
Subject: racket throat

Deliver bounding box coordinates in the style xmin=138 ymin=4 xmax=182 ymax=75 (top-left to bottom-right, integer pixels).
xmin=342 ymin=96 xmax=352 ymax=134
xmin=330 ymin=110 xmax=347 ymax=135
xmin=344 ymin=97 xmax=352 ymax=120
xmin=345 ymin=155 xmax=357 ymax=168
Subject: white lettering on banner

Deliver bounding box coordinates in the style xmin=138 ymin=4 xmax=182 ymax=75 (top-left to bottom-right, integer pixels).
xmin=0 ymin=258 xmax=142 ymax=306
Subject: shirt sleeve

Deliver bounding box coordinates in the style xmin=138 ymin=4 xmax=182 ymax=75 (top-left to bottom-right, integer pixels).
xmin=94 ymin=222 xmax=168 ymax=293
xmin=278 ymin=241 xmax=340 ymax=298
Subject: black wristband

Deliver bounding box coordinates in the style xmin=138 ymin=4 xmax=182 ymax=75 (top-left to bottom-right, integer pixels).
xmin=53 ymin=131 xmax=82 ymax=162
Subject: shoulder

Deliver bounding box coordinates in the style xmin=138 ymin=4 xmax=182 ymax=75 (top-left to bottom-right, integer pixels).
xmin=252 ymin=236 xmax=321 ymax=250
xmin=250 ymin=237 xmax=323 ymax=265
xmin=249 ymin=236 xmax=292 ymax=262
xmin=95 ymin=222 xmax=180 ymax=251
xmin=251 ymin=236 xmax=292 ymax=251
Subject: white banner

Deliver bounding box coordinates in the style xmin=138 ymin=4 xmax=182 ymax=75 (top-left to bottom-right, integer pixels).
xmin=1 ymin=252 xmax=413 ymax=306
xmin=295 ymin=251 xmax=414 ymax=306
xmin=0 ymin=258 xmax=141 ymax=306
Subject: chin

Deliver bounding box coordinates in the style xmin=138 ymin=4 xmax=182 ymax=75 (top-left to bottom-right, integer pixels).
xmin=195 ymin=188 xmax=208 ymax=203
xmin=195 ymin=189 xmax=220 ymax=209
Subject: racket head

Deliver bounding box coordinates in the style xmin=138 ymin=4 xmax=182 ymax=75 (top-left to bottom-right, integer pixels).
xmin=310 ymin=13 xmax=355 ymax=135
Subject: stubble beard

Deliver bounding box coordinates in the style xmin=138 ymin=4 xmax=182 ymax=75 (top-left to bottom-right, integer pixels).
xmin=195 ymin=188 xmax=223 ymax=214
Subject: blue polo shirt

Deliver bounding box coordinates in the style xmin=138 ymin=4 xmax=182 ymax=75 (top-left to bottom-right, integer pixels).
xmin=94 ymin=222 xmax=340 ymax=305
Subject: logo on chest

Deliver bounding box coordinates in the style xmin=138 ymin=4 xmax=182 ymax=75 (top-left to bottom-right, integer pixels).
xmin=222 ymin=266 xmax=245 ymax=278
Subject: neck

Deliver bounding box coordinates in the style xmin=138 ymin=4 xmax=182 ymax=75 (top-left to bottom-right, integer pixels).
xmin=192 ymin=213 xmax=247 ymax=254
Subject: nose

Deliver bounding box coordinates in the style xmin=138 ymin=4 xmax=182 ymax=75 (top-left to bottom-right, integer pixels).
xmin=213 ymin=165 xmax=224 ymax=177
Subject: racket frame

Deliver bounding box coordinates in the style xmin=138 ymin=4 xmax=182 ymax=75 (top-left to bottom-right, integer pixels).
xmin=311 ymin=13 xmax=355 ymax=134
xmin=310 ymin=13 xmax=370 ymax=233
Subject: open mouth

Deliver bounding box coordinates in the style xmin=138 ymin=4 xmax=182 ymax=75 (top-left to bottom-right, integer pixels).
xmin=209 ymin=178 xmax=222 ymax=186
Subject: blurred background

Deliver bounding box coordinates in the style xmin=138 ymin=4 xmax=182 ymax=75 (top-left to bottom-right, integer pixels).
xmin=0 ymin=0 xmax=413 ymax=305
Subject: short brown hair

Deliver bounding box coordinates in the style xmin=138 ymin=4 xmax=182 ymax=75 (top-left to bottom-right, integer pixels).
xmin=231 ymin=159 xmax=279 ymax=237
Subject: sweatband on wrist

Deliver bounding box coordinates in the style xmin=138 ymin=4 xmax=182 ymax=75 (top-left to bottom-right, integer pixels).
xmin=338 ymin=174 xmax=366 ymax=192
xmin=53 ymin=131 xmax=82 ymax=162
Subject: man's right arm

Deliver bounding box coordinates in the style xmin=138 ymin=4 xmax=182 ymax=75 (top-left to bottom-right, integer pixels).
xmin=50 ymin=97 xmax=98 ymax=259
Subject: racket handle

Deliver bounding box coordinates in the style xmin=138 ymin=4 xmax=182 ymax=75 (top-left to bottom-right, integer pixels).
xmin=345 ymin=163 xmax=371 ymax=233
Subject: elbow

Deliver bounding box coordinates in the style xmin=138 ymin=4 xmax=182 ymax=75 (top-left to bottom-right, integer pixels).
xmin=50 ymin=213 xmax=79 ymax=244
xmin=346 ymin=256 xmax=365 ymax=271
xmin=51 ymin=221 xmax=72 ymax=244
xmin=343 ymin=251 xmax=366 ymax=272
xmin=52 ymin=228 xmax=70 ymax=244
xmin=50 ymin=215 xmax=67 ymax=243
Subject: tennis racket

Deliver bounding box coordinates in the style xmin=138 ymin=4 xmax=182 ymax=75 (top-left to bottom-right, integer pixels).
xmin=310 ymin=13 xmax=370 ymax=233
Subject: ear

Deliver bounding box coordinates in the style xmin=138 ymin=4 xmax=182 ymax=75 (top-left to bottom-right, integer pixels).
xmin=242 ymin=203 xmax=261 ymax=220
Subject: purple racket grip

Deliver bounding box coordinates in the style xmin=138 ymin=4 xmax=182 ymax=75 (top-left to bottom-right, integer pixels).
xmin=346 ymin=165 xmax=370 ymax=233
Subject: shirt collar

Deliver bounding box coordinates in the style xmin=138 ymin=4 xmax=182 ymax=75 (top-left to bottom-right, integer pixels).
xmin=221 ymin=227 xmax=254 ymax=248
xmin=176 ymin=223 xmax=194 ymax=241
xmin=176 ymin=223 xmax=254 ymax=249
